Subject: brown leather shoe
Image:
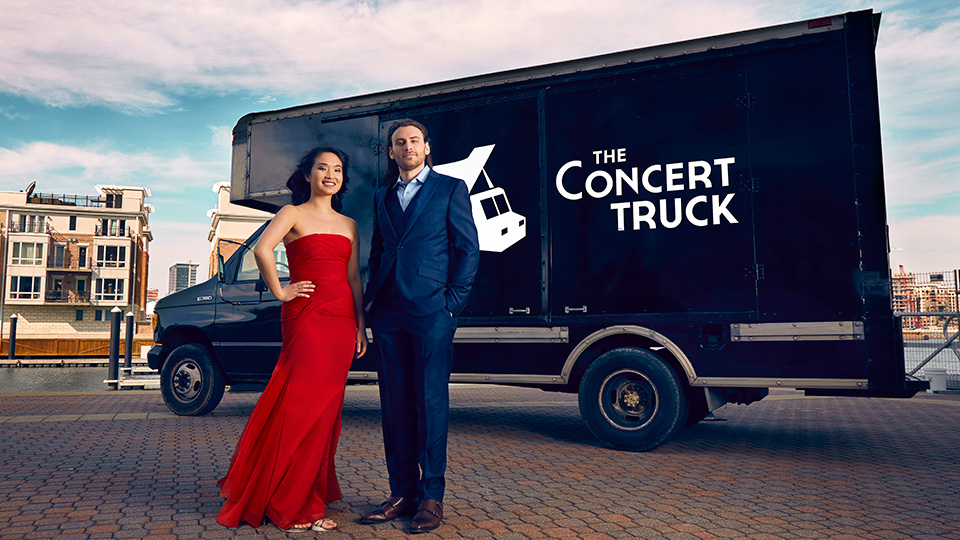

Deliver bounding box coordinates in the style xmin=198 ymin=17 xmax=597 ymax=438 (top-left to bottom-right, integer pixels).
xmin=358 ymin=496 xmax=416 ymax=524
xmin=409 ymin=499 xmax=443 ymax=533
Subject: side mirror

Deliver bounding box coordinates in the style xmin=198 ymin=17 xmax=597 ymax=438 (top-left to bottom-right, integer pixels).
xmin=255 ymin=278 xmax=268 ymax=293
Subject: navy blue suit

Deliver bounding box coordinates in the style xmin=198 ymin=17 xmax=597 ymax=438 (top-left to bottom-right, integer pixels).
xmin=363 ymin=168 xmax=479 ymax=502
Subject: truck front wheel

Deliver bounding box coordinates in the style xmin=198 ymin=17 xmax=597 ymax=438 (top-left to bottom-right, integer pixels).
xmin=578 ymin=347 xmax=688 ymax=451
xmin=160 ymin=344 xmax=225 ymax=416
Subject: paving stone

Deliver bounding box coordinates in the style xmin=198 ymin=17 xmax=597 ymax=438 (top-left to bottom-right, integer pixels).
xmin=2 ymin=387 xmax=960 ymax=539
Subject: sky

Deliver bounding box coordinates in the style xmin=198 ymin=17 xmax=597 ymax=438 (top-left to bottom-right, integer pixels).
xmin=1 ymin=0 xmax=958 ymax=295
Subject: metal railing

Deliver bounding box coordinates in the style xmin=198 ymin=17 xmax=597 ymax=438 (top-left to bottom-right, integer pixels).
xmin=44 ymin=291 xmax=91 ymax=304
xmin=95 ymin=224 xmax=133 ymax=237
xmin=899 ymin=312 xmax=959 ymax=392
xmin=894 ymin=269 xmax=959 ymax=390
xmin=48 ymin=257 xmax=90 ymax=270
xmin=892 ymin=267 xmax=960 ymax=390
xmin=8 ymin=222 xmax=49 ymax=234
xmin=27 ymin=193 xmax=106 ymax=208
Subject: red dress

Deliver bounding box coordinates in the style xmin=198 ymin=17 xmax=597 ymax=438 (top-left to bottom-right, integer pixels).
xmin=217 ymin=234 xmax=357 ymax=529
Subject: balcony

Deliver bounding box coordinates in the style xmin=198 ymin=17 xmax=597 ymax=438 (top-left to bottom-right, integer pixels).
xmin=95 ymin=225 xmax=133 ymax=237
xmin=44 ymin=290 xmax=91 ymax=304
xmin=8 ymin=222 xmax=49 ymax=234
xmin=48 ymin=257 xmax=91 ymax=271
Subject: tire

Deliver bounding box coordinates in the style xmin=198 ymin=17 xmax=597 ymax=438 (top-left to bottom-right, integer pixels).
xmin=159 ymin=343 xmax=225 ymax=416
xmin=578 ymin=347 xmax=688 ymax=451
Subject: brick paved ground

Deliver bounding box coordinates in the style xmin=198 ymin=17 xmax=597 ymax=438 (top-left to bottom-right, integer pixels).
xmin=1 ymin=385 xmax=958 ymax=539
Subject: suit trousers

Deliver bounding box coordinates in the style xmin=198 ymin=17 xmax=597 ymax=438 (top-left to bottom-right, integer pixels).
xmin=371 ymin=297 xmax=457 ymax=502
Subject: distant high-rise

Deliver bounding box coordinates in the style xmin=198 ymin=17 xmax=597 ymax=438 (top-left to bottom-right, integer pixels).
xmin=168 ymin=262 xmax=198 ymax=295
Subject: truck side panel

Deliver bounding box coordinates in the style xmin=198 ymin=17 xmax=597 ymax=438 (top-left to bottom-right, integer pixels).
xmin=227 ymin=11 xmax=911 ymax=395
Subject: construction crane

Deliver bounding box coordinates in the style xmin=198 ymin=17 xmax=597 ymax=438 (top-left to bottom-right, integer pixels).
xmin=899 ymin=265 xmax=920 ymax=329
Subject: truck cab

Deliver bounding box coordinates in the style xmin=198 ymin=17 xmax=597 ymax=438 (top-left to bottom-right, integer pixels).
xmin=149 ymin=225 xmax=294 ymax=415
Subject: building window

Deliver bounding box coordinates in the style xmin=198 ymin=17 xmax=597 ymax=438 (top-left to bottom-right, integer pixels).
xmin=96 ymin=278 xmax=125 ymax=302
xmin=95 ymin=309 xmax=103 ymax=321
xmin=96 ymin=245 xmax=127 ymax=268
xmin=11 ymin=242 xmax=44 ymax=265
xmin=76 ymin=310 xmax=83 ymax=321
xmin=52 ymin=244 xmax=67 ymax=267
xmin=106 ymin=193 xmax=123 ymax=208
xmin=10 ymin=276 xmax=42 ymax=299
xmin=99 ymin=218 xmax=127 ymax=236
xmin=69 ymin=215 xmax=77 ymax=230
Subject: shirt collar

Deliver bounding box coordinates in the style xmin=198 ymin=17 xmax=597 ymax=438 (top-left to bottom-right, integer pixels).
xmin=394 ymin=165 xmax=431 ymax=189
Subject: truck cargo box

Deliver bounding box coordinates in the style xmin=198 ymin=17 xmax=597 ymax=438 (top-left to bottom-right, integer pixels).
xmin=151 ymin=9 xmax=926 ymax=450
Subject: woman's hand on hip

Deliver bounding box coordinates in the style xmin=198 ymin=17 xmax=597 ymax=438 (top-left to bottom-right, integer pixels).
xmin=277 ymin=280 xmax=314 ymax=302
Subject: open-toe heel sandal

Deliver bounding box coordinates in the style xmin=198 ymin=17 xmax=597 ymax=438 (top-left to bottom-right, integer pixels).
xmin=312 ymin=518 xmax=337 ymax=532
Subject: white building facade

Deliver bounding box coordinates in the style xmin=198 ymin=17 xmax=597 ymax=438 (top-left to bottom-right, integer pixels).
xmin=207 ymin=182 xmax=272 ymax=278
xmin=0 ymin=185 xmax=153 ymax=338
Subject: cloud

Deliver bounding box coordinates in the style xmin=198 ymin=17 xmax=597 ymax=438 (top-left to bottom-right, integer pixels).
xmin=0 ymin=0 xmax=769 ymax=113
xmin=876 ymin=7 xmax=960 ymax=209
xmin=0 ymin=142 xmax=225 ymax=193
xmin=208 ymin=125 xmax=233 ymax=153
xmin=0 ymin=106 xmax=29 ymax=120
xmin=889 ymin=214 xmax=960 ymax=272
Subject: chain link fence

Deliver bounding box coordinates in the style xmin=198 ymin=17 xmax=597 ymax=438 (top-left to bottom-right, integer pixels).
xmin=893 ymin=268 xmax=959 ymax=391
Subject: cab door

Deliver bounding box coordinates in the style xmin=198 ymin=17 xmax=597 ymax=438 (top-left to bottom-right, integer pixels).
xmin=214 ymin=228 xmax=288 ymax=378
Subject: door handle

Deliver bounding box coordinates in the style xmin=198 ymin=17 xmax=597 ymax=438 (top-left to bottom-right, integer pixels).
xmin=564 ymin=305 xmax=587 ymax=314
xmin=508 ymin=307 xmax=530 ymax=315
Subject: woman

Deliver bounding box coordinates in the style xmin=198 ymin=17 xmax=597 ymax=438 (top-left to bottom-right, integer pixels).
xmin=216 ymin=146 xmax=366 ymax=533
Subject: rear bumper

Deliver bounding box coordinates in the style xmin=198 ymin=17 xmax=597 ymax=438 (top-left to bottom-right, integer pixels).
xmin=804 ymin=375 xmax=929 ymax=398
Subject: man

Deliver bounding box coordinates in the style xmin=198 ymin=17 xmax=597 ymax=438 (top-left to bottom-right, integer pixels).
xmin=361 ymin=119 xmax=480 ymax=533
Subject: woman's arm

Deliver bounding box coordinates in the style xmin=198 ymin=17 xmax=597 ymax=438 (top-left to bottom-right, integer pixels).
xmin=254 ymin=205 xmax=315 ymax=302
xmin=347 ymin=219 xmax=367 ymax=358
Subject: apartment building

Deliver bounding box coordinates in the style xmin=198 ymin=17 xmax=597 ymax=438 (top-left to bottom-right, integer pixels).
xmin=168 ymin=262 xmax=198 ymax=294
xmin=0 ymin=185 xmax=152 ymax=338
xmin=207 ymin=182 xmax=271 ymax=278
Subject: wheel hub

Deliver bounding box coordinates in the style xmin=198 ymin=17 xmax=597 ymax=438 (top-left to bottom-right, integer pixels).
xmin=172 ymin=361 xmax=202 ymax=400
xmin=619 ymin=384 xmax=646 ymax=412
xmin=599 ymin=369 xmax=659 ymax=431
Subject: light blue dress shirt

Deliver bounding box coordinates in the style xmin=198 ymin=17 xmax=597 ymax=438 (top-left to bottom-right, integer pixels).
xmin=395 ymin=165 xmax=431 ymax=211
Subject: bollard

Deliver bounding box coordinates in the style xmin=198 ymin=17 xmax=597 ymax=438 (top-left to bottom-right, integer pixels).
xmin=107 ymin=307 xmax=122 ymax=390
xmin=123 ymin=311 xmax=134 ymax=373
xmin=7 ymin=314 xmax=17 ymax=360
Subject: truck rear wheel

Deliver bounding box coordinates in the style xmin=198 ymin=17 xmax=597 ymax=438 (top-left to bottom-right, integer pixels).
xmin=160 ymin=344 xmax=225 ymax=416
xmin=578 ymin=347 xmax=688 ymax=451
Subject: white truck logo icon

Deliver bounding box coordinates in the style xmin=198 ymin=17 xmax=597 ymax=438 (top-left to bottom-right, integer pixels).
xmin=434 ymin=144 xmax=526 ymax=253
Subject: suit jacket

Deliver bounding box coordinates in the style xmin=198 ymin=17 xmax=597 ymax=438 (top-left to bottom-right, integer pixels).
xmin=364 ymin=169 xmax=480 ymax=317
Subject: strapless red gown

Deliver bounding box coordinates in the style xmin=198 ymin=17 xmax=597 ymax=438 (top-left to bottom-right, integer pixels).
xmin=217 ymin=233 xmax=356 ymax=529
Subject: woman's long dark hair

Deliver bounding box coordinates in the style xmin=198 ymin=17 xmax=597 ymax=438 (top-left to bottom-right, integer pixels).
xmin=286 ymin=146 xmax=351 ymax=211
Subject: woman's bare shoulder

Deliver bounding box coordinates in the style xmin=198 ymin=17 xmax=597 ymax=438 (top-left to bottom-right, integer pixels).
xmin=340 ymin=215 xmax=359 ymax=242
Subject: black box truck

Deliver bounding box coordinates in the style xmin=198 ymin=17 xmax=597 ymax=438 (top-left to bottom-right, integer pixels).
xmin=150 ymin=9 xmax=927 ymax=450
